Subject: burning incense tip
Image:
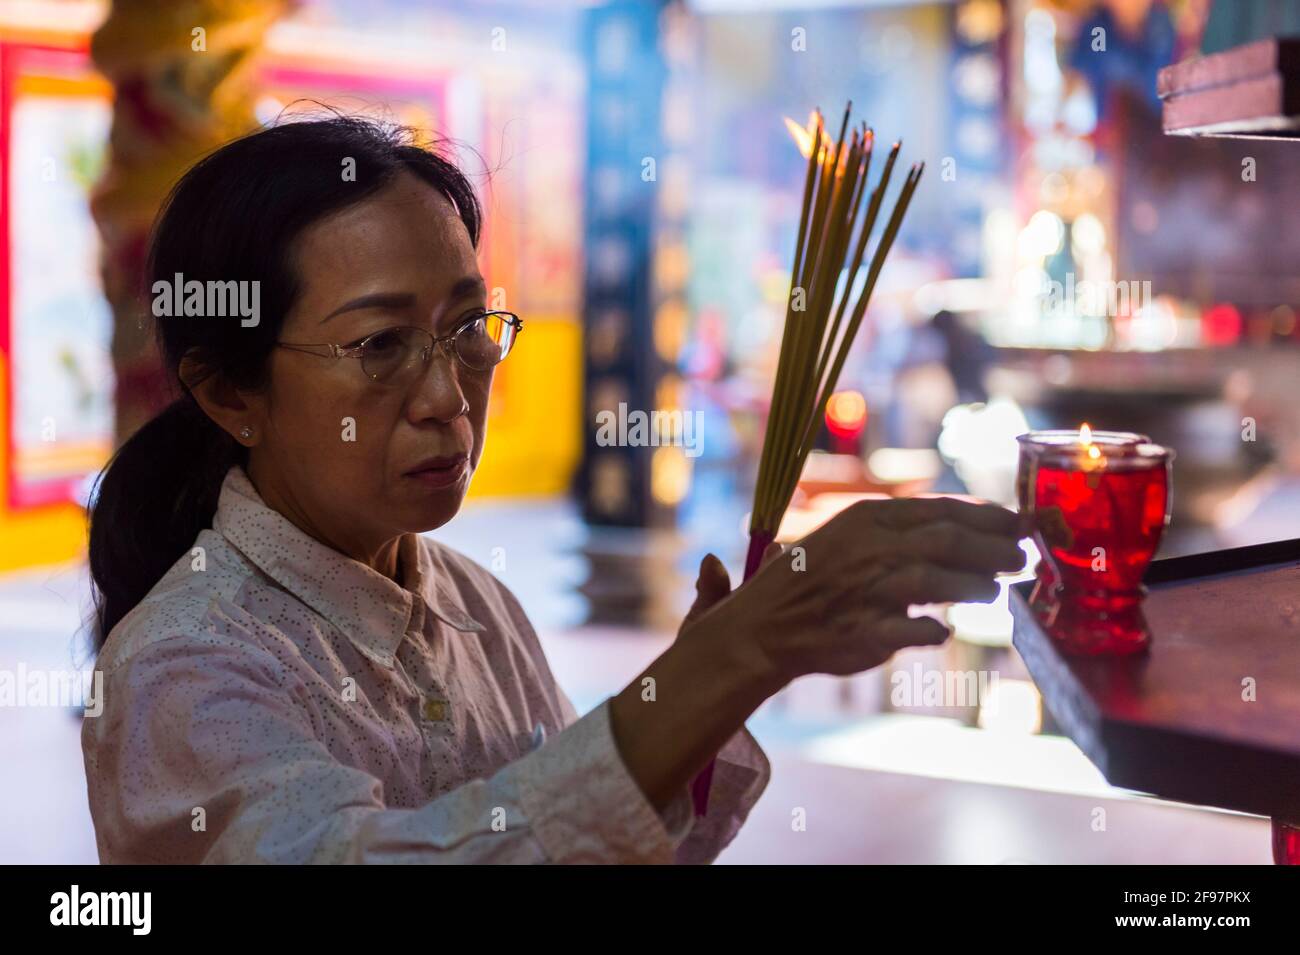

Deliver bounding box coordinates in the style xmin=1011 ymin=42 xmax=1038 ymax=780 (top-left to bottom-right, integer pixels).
xmin=784 ymin=113 xmax=830 ymax=161
xmin=784 ymin=116 xmax=814 ymax=158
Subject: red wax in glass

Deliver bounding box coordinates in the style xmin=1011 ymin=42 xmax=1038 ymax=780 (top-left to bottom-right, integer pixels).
xmin=1027 ymin=442 xmax=1171 ymax=656
xmin=1016 ymin=431 xmax=1147 ymax=620
xmin=1034 ymin=462 xmax=1168 ymax=606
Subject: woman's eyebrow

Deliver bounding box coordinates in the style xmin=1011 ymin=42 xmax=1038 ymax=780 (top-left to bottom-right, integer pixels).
xmin=319 ymin=278 xmax=486 ymax=325
xmin=434 ymin=277 xmax=489 ymax=330
xmin=320 ymin=292 xmax=417 ymax=324
xmin=446 ymin=276 xmax=488 ymax=304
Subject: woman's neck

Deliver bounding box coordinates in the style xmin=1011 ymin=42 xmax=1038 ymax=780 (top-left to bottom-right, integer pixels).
xmin=245 ymin=461 xmax=403 ymax=583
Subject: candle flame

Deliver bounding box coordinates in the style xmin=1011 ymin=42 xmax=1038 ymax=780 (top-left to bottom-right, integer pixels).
xmin=1079 ymin=423 xmax=1103 ymax=463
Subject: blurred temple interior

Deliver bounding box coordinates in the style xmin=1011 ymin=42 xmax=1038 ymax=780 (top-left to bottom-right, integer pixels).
xmin=2 ymin=0 xmax=1298 ymax=863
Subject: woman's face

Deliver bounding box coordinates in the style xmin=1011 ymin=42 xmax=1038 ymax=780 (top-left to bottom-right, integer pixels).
xmin=243 ymin=170 xmax=491 ymax=564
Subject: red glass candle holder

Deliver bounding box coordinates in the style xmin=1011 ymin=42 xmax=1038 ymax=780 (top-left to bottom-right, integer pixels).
xmin=1026 ymin=440 xmax=1172 ymax=656
xmin=1016 ymin=431 xmax=1148 ymax=620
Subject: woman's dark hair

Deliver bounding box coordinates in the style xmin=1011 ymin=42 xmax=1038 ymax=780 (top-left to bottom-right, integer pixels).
xmin=87 ymin=115 xmax=482 ymax=650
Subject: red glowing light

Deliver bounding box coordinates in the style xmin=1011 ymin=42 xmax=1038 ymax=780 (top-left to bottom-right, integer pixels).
xmin=1202 ymin=303 xmax=1242 ymax=346
xmin=825 ymin=390 xmax=867 ymax=438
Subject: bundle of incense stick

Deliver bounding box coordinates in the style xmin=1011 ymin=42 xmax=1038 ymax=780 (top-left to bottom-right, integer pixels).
xmin=691 ymin=102 xmax=923 ymax=816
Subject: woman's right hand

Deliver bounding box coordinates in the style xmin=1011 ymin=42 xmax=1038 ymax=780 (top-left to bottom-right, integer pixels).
xmin=694 ymin=496 xmax=1025 ymax=690
xmin=609 ymin=495 xmax=1024 ymax=813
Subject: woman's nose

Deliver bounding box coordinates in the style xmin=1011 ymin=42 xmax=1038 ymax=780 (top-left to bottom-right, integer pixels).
xmin=408 ymin=346 xmax=469 ymax=422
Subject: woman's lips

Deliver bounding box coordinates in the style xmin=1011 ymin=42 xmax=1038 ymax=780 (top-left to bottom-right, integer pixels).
xmin=404 ymin=454 xmax=470 ymax=489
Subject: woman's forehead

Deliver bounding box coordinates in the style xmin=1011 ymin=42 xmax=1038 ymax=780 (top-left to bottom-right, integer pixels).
xmin=291 ymin=173 xmax=479 ymax=303
xmin=304 ymin=172 xmax=471 ymax=254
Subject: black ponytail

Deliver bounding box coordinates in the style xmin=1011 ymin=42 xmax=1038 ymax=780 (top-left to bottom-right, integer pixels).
xmin=88 ymin=399 xmax=242 ymax=641
xmin=87 ymin=114 xmax=483 ymax=650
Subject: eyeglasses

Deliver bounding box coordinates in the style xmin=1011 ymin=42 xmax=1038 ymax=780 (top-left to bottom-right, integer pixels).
xmin=276 ymin=311 xmax=522 ymax=383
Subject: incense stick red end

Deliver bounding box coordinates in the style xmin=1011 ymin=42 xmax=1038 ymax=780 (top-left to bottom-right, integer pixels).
xmin=743 ymin=528 xmax=776 ymax=582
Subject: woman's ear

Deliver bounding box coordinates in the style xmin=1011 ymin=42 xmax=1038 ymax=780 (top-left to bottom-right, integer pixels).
xmin=179 ymin=351 xmax=262 ymax=447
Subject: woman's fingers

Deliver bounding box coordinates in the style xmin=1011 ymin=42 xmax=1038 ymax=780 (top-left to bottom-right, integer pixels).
xmin=870 ymin=495 xmax=1021 ymax=538
xmin=874 ymin=614 xmax=951 ymax=652
xmin=899 ymin=521 xmax=1025 ymax=574
xmin=724 ymin=499 xmax=1022 ymax=685
xmin=865 ymin=561 xmax=1000 ymax=607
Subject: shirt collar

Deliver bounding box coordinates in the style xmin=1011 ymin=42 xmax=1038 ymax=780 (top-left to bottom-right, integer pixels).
xmin=212 ymin=466 xmax=483 ymax=669
xmin=402 ymin=532 xmax=486 ymax=635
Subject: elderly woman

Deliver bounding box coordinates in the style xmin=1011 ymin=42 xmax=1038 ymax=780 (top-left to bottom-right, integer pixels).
xmin=83 ymin=117 xmax=1022 ymax=864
